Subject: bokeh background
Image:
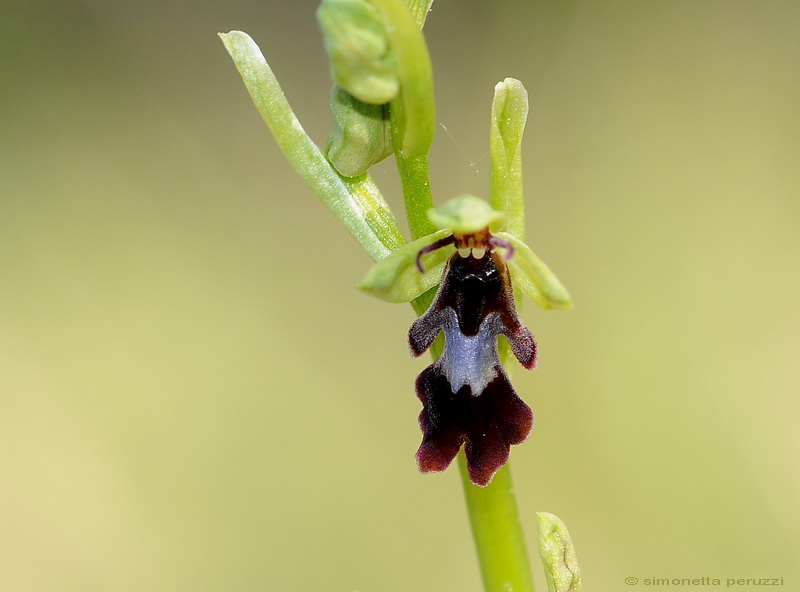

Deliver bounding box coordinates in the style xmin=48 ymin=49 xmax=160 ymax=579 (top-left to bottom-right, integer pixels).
xmin=2 ymin=1 xmax=799 ymax=590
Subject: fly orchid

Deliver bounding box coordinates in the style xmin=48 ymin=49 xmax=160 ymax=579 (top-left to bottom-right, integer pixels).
xmin=360 ymin=194 xmax=571 ymax=486
xmin=223 ymin=0 xmax=571 ymax=488
xmin=222 ymin=3 xmax=581 ymax=586
xmin=409 ymin=198 xmax=536 ymax=486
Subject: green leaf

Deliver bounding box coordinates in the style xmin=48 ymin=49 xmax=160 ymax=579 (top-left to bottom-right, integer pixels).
xmin=358 ymin=229 xmax=452 ymax=302
xmin=317 ymin=0 xmax=399 ymax=105
xmin=346 ymin=173 xmax=406 ymax=252
xmin=326 ymin=85 xmax=393 ymax=177
xmin=427 ymin=194 xmax=505 ymax=234
xmin=490 ymin=78 xmax=529 ymax=239
xmin=500 ymin=232 xmax=573 ymax=310
xmin=219 ymin=30 xmax=404 ymax=261
xmin=537 ymin=512 xmax=582 ymax=592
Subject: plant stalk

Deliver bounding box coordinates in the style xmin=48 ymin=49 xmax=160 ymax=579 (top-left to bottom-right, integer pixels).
xmin=459 ymin=455 xmax=536 ymax=592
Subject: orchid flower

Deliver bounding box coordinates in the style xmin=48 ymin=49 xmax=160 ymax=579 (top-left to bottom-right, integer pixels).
xmin=361 ymin=193 xmax=570 ymax=485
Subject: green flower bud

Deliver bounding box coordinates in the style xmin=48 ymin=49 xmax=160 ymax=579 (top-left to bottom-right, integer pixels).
xmin=317 ymin=0 xmax=399 ymax=105
xmin=326 ymin=85 xmax=393 ymax=177
xmin=537 ymin=512 xmax=582 ymax=592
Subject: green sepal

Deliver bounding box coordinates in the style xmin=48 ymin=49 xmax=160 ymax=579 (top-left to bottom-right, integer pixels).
xmin=490 ymin=78 xmax=528 ymax=238
xmin=500 ymin=232 xmax=573 ymax=310
xmin=326 ymin=85 xmax=393 ymax=177
xmin=427 ymin=194 xmax=505 ymax=235
xmin=317 ymin=0 xmax=399 ymax=105
xmin=537 ymin=512 xmax=582 ymax=592
xmin=358 ymin=228 xmax=453 ymax=302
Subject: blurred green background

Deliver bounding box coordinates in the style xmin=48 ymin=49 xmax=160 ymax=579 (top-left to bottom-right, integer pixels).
xmin=2 ymin=1 xmax=799 ymax=590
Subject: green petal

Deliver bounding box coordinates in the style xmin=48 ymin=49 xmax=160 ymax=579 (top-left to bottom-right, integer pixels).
xmin=358 ymin=229 xmax=453 ymax=302
xmin=427 ymin=194 xmax=505 ymax=235
xmin=537 ymin=512 xmax=582 ymax=592
xmin=317 ymin=0 xmax=399 ymax=105
xmin=326 ymin=86 xmax=393 ymax=177
xmin=500 ymin=232 xmax=573 ymax=310
xmin=490 ymin=78 xmax=528 ymax=238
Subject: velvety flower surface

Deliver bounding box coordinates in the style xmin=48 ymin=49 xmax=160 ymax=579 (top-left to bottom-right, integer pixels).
xmin=409 ymin=247 xmax=537 ymax=486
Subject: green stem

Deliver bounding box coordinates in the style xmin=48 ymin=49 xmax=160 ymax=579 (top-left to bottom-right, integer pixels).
xmin=396 ymin=153 xmax=436 ymax=240
xmin=459 ymin=456 xmax=536 ymax=592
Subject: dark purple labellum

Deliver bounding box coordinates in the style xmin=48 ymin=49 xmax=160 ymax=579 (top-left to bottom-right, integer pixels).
xmin=409 ymin=247 xmax=537 ymax=486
